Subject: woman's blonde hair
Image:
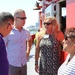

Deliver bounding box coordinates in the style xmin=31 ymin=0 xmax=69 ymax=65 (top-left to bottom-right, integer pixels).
xmin=44 ymin=16 xmax=60 ymax=32
xmin=44 ymin=16 xmax=58 ymax=25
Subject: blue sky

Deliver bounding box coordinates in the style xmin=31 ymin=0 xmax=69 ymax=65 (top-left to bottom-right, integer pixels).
xmin=0 ymin=0 xmax=39 ymax=28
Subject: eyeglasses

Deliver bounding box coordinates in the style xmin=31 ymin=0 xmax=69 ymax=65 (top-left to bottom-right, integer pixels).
xmin=17 ymin=17 xmax=27 ymax=20
xmin=43 ymin=22 xmax=52 ymax=25
xmin=65 ymin=35 xmax=75 ymax=40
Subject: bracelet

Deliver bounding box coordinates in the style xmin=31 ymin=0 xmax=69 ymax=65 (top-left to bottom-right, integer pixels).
xmin=35 ymin=61 xmax=38 ymax=65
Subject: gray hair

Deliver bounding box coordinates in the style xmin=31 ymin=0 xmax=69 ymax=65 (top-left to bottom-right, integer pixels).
xmin=14 ymin=9 xmax=25 ymax=17
xmin=0 ymin=12 xmax=14 ymax=26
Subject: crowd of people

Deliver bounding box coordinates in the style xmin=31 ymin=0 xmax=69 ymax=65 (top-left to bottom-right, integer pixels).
xmin=0 ymin=9 xmax=75 ymax=75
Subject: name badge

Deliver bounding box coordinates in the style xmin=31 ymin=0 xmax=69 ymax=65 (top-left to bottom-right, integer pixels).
xmin=43 ymin=34 xmax=49 ymax=38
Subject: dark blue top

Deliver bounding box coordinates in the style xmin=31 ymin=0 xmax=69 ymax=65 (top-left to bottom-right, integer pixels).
xmin=0 ymin=34 xmax=9 ymax=75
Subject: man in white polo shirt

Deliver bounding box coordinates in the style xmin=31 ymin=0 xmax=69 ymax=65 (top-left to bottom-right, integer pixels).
xmin=4 ymin=9 xmax=32 ymax=75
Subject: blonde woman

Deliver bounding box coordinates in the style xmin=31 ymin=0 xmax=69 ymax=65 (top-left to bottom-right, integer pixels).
xmin=35 ymin=16 xmax=61 ymax=75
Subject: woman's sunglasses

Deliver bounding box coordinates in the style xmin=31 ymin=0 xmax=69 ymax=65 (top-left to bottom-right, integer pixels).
xmin=65 ymin=35 xmax=75 ymax=40
xmin=43 ymin=22 xmax=52 ymax=25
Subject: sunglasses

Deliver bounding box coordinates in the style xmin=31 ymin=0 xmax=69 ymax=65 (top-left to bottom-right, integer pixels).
xmin=17 ymin=17 xmax=27 ymax=20
xmin=65 ymin=35 xmax=75 ymax=40
xmin=43 ymin=22 xmax=52 ymax=25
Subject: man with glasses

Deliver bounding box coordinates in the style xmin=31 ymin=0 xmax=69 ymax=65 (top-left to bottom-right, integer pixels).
xmin=0 ymin=12 xmax=14 ymax=75
xmin=4 ymin=9 xmax=32 ymax=75
xmin=58 ymin=28 xmax=75 ymax=75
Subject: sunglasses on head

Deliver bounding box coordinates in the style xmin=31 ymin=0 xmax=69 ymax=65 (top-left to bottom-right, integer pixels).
xmin=17 ymin=17 xmax=27 ymax=20
xmin=43 ymin=22 xmax=52 ymax=25
xmin=65 ymin=35 xmax=75 ymax=40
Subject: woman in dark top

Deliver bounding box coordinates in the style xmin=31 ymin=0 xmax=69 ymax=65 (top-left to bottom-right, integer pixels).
xmin=35 ymin=16 xmax=61 ymax=75
xmin=0 ymin=12 xmax=14 ymax=75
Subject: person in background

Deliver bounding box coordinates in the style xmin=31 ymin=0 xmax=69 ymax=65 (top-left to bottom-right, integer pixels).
xmin=0 ymin=12 xmax=14 ymax=75
xmin=34 ymin=29 xmax=40 ymax=45
xmin=36 ymin=29 xmax=40 ymax=39
xmin=35 ymin=16 xmax=61 ymax=75
xmin=58 ymin=28 xmax=75 ymax=75
xmin=3 ymin=9 xmax=32 ymax=75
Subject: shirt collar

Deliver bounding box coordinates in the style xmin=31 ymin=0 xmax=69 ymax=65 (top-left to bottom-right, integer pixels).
xmin=13 ymin=27 xmax=25 ymax=31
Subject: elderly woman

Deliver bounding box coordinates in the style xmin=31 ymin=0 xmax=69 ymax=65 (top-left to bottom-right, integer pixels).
xmin=58 ymin=28 xmax=75 ymax=75
xmin=35 ymin=16 xmax=61 ymax=75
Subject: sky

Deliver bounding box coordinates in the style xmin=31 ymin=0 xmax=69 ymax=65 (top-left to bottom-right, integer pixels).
xmin=0 ymin=0 xmax=39 ymax=28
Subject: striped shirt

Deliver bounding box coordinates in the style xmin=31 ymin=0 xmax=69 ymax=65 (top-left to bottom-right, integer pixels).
xmin=58 ymin=54 xmax=75 ymax=75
